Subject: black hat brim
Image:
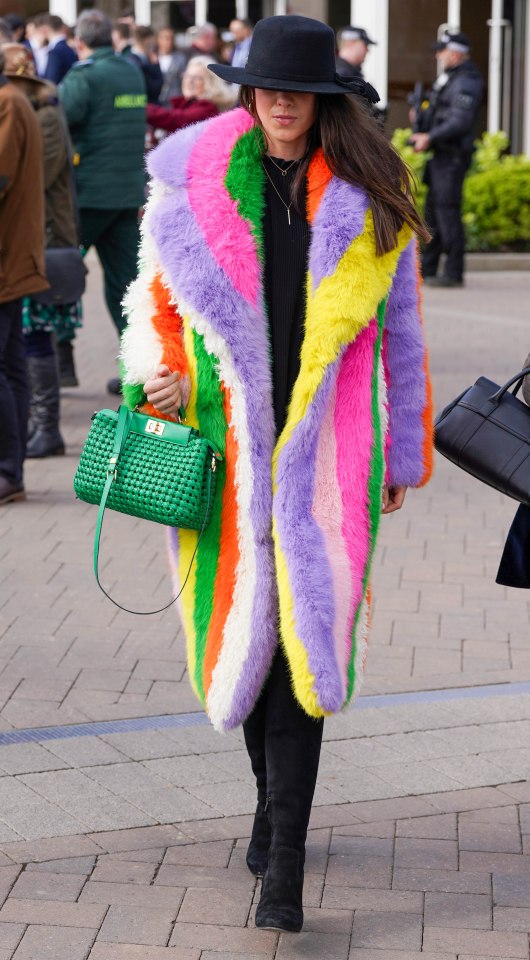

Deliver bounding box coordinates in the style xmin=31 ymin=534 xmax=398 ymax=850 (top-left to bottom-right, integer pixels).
xmin=209 ymin=62 xmax=364 ymax=95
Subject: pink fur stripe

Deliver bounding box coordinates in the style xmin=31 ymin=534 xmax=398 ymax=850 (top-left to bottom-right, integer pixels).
xmin=187 ymin=109 xmax=260 ymax=307
xmin=334 ymin=320 xmax=378 ymax=659
xmin=311 ymin=375 xmax=350 ymax=699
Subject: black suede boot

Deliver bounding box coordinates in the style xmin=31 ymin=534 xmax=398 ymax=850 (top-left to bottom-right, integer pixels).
xmin=246 ymin=794 xmax=271 ymax=878
xmin=243 ymin=692 xmax=271 ymax=878
xmin=254 ymin=652 xmax=324 ymax=933
xmin=255 ymin=841 xmax=304 ymax=932
xmin=26 ymin=355 xmax=65 ymax=458
xmin=57 ymin=340 xmax=78 ymax=388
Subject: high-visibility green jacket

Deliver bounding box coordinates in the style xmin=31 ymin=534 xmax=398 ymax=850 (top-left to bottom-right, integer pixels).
xmin=59 ymin=46 xmax=146 ymax=209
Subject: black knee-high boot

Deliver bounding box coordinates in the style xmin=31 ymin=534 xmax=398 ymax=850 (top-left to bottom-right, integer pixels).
xmin=255 ymin=652 xmax=324 ymax=933
xmin=243 ymin=688 xmax=271 ymax=878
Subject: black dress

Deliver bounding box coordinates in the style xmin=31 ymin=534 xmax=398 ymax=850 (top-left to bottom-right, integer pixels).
xmin=262 ymin=156 xmax=310 ymax=435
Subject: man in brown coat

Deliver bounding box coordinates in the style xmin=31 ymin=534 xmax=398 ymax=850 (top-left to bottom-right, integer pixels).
xmin=0 ymin=47 xmax=48 ymax=504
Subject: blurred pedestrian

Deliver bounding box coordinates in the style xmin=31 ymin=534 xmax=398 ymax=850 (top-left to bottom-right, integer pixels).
xmin=185 ymin=22 xmax=219 ymax=62
xmin=42 ymin=14 xmax=77 ymax=85
xmin=4 ymin=43 xmax=81 ymax=457
xmin=4 ymin=14 xmax=25 ymax=43
xmin=121 ymin=15 xmax=432 ymax=933
xmin=147 ymin=55 xmax=235 ymax=135
xmin=335 ymin=25 xmax=376 ymax=80
xmin=0 ymin=45 xmax=48 ymax=503
xmin=156 ymin=27 xmax=186 ymax=102
xmin=129 ymin=25 xmax=163 ymax=104
xmin=26 ymin=14 xmax=50 ymax=76
xmin=0 ymin=19 xmax=12 ymax=44
xmin=229 ymin=17 xmax=253 ymax=68
xmin=111 ymin=20 xmax=132 ymax=55
xmin=60 ymin=9 xmax=146 ymax=395
xmin=410 ymin=32 xmax=483 ymax=287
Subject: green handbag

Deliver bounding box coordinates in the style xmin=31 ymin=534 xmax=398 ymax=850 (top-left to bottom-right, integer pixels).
xmin=73 ymin=404 xmax=222 ymax=614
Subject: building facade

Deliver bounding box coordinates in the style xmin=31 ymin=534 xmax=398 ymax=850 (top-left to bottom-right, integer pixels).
xmin=2 ymin=0 xmax=528 ymax=153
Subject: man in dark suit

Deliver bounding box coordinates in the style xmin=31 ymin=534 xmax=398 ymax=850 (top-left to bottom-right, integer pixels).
xmin=43 ymin=15 xmax=77 ymax=85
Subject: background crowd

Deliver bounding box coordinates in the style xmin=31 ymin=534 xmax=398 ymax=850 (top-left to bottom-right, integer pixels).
xmin=0 ymin=7 xmax=484 ymax=505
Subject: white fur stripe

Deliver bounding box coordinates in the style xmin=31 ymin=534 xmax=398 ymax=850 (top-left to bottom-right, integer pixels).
xmin=168 ymin=293 xmax=257 ymax=733
xmin=120 ymin=180 xmax=171 ymax=384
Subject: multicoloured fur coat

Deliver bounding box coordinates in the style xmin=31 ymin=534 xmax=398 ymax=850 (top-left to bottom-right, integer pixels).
xmin=121 ymin=107 xmax=433 ymax=732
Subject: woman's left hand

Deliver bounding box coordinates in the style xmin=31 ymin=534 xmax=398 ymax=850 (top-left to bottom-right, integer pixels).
xmin=382 ymin=484 xmax=408 ymax=514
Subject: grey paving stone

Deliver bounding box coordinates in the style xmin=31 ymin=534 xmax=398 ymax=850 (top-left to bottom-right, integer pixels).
xmin=394 ymin=837 xmax=458 ymax=870
xmin=12 ymin=924 xmax=96 ymax=959
xmin=0 ymin=922 xmax=25 ymax=949
xmin=396 ymin=813 xmax=457 ymax=840
xmin=82 ymin=763 xmax=217 ymax=823
xmin=424 ymin=892 xmax=492 ymax=929
xmin=143 ymin=755 xmax=237 ymax=788
xmin=89 ymin=946 xmax=200 ymax=959
xmin=169 ymin=921 xmax=278 ymax=953
xmin=328 ymin=835 xmax=393 ymax=858
xmin=88 ymin=826 xmax=186 ymax=854
xmin=351 ymin=911 xmax=423 ymax=950
xmin=97 ymin=905 xmax=176 ymax=946
xmin=322 ymin=887 xmax=423 ymax=913
xmin=422 ymin=926 xmax=529 ymax=957
xmin=80 ymin=880 xmax=184 ymax=910
xmin=26 ymin=856 xmax=96 ymax=874
xmin=493 ymin=873 xmax=530 ymax=906
xmin=393 ymin=868 xmax=491 ymax=894
xmin=325 ymin=855 xmax=392 ymax=889
xmin=155 ymin=864 xmax=253 ymax=890
xmin=0 ymin=778 xmax=82 ymax=840
xmin=177 ymin=886 xmax=253 ymax=926
xmin=9 ymin=870 xmax=86 ymax=902
xmin=162 ymin=840 xmax=233 ymax=868
xmin=44 ymin=737 xmax=129 ymax=768
xmin=276 ymin=931 xmax=350 ymax=959
xmin=0 ymin=744 xmax=69 ymax=775
xmin=19 ymin=769 xmax=155 ymax=833
xmin=184 ymin=779 xmax=258 ymax=817
xmin=91 ymin=860 xmax=157 ymax=885
xmin=0 ymin=899 xmax=106 ymax=927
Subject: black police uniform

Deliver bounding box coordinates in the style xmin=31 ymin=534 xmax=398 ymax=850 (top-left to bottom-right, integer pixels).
xmin=418 ymin=59 xmax=483 ymax=283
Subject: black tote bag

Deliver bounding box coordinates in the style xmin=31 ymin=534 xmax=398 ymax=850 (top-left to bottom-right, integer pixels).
xmin=434 ymin=367 xmax=530 ymax=504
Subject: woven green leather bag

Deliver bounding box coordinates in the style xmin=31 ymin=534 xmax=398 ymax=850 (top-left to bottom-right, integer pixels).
xmin=74 ymin=405 xmax=222 ymax=614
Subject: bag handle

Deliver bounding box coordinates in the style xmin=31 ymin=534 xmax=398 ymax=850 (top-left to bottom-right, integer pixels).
xmin=489 ymin=367 xmax=530 ymax=405
xmin=93 ymin=405 xmax=214 ymax=615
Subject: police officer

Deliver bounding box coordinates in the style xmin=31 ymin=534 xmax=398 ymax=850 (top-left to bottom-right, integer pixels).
xmin=410 ymin=32 xmax=483 ymax=287
xmin=335 ymin=25 xmax=376 ymax=81
xmin=59 ymin=9 xmax=146 ymax=393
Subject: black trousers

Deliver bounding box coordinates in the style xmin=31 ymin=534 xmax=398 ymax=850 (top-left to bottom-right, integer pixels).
xmin=80 ymin=208 xmax=140 ymax=338
xmin=422 ymin=154 xmax=468 ymax=283
xmin=0 ymin=299 xmax=28 ymax=486
xmin=243 ymin=650 xmax=324 ymax=850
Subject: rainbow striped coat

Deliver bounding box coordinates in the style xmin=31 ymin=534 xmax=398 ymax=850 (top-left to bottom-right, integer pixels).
xmin=121 ymin=107 xmax=433 ymax=732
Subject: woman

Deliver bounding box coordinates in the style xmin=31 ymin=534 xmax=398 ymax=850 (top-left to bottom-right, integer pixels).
xmin=146 ymin=55 xmax=235 ymax=136
xmin=4 ymin=43 xmax=81 ymax=457
xmin=156 ymin=26 xmax=187 ymax=103
xmin=120 ymin=15 xmax=433 ymax=933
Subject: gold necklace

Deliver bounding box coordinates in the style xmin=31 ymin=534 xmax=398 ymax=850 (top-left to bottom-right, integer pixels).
xmin=265 ymin=155 xmax=299 ymax=177
xmin=262 ymin=161 xmax=293 ymax=226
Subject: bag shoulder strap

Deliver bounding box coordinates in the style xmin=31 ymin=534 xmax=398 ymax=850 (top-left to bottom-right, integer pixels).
xmin=93 ymin=405 xmax=213 ymax=615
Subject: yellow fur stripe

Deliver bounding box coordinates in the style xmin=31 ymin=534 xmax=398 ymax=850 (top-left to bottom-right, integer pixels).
xmin=272 ymin=212 xmax=412 ymax=717
xmin=178 ymin=318 xmax=201 ymax=702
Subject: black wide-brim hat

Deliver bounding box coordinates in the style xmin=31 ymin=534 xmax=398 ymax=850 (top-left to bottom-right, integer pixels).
xmin=209 ymin=15 xmax=380 ymax=102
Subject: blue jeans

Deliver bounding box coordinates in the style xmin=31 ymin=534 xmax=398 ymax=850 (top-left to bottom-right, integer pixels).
xmin=0 ymin=299 xmax=28 ymax=485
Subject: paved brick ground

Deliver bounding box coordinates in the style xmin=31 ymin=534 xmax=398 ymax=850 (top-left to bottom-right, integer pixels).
xmin=0 ymin=257 xmax=530 ymax=957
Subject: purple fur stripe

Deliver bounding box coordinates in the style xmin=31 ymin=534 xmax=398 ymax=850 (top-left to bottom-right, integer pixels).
xmin=274 ymin=361 xmax=344 ymax=714
xmin=309 ymin=177 xmax=369 ymax=291
xmin=147 ymin=148 xmax=278 ymax=729
xmin=148 ymin=118 xmax=210 ymax=188
xmin=384 ymin=239 xmax=427 ymax=487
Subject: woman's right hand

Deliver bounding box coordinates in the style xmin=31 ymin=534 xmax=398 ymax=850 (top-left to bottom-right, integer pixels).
xmin=143 ymin=364 xmax=188 ymax=419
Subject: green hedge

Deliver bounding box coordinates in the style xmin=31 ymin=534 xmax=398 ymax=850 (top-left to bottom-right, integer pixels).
xmin=392 ymin=129 xmax=530 ymax=251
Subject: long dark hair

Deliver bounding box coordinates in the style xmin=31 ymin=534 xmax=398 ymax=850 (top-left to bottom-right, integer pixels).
xmin=240 ymin=86 xmax=430 ymax=256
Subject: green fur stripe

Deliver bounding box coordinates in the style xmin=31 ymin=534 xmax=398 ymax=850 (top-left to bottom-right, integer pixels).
xmin=119 ymin=359 xmax=145 ymax=411
xmin=225 ymin=128 xmax=266 ymax=261
xmin=191 ymin=329 xmax=227 ymax=701
xmin=346 ymin=298 xmax=388 ymax=703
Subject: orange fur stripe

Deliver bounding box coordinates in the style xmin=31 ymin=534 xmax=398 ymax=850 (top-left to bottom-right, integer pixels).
xmin=202 ymin=388 xmax=240 ymax=697
xmin=150 ymin=273 xmax=189 ymax=376
xmin=306 ymin=148 xmax=333 ymax=224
